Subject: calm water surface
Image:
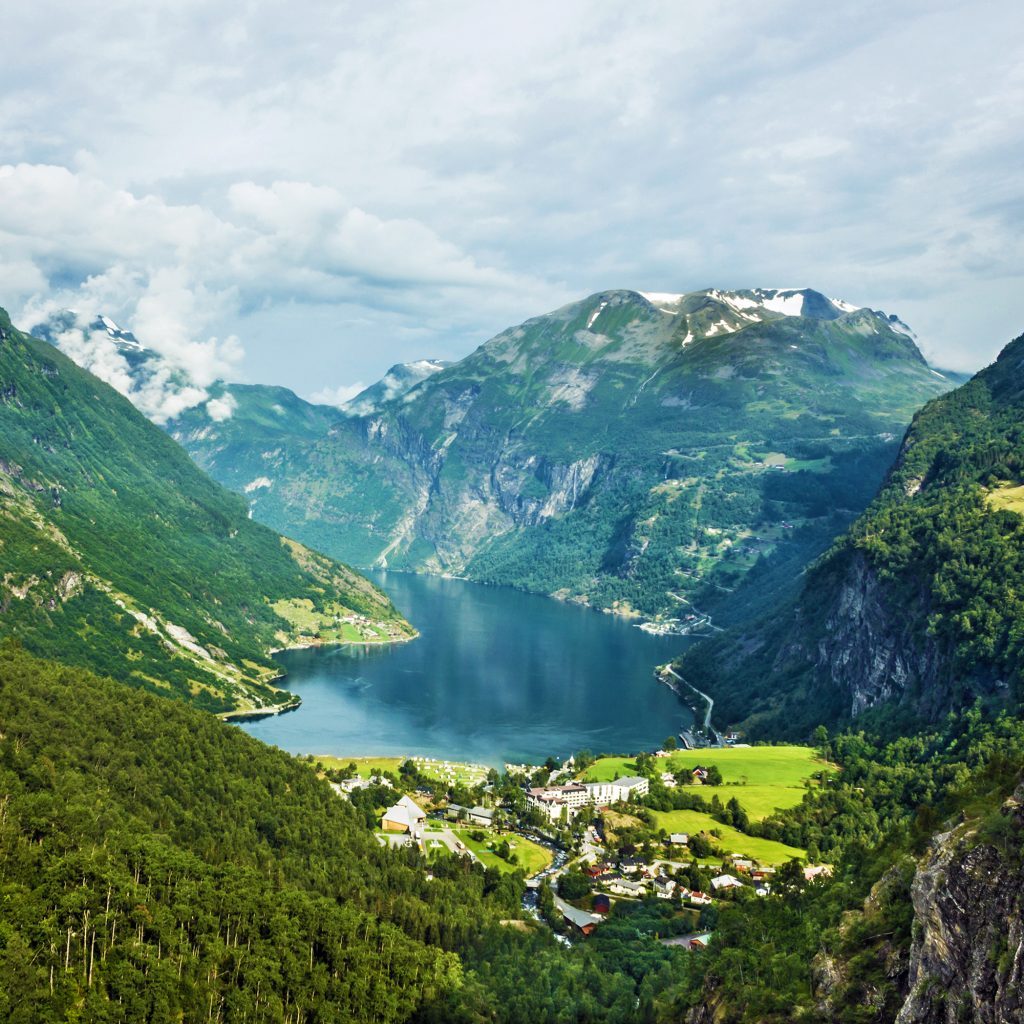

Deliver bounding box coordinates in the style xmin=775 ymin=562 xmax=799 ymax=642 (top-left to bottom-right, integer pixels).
xmin=239 ymin=572 xmax=694 ymax=765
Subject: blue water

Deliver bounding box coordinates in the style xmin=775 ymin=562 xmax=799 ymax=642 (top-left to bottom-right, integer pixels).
xmin=238 ymin=571 xmax=693 ymax=765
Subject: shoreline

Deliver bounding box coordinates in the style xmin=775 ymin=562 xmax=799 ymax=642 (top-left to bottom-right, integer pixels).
xmin=221 ymin=629 xmax=419 ymax=723
xmin=657 ymin=664 xmax=716 ymax=734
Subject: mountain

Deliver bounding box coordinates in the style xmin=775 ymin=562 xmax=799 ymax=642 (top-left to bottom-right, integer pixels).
xmin=28 ymin=308 xmax=232 ymax=424
xmin=164 ymin=287 xmax=958 ymax=623
xmin=0 ymin=307 xmax=412 ymax=714
xmin=678 ymin=330 xmax=1024 ymax=737
xmin=343 ymin=358 xmax=452 ymax=415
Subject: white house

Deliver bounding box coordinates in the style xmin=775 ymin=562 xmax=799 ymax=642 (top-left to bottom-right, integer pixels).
xmin=710 ymin=874 xmax=744 ymax=891
xmin=527 ymin=784 xmax=589 ymax=821
xmin=606 ymin=878 xmax=645 ymax=897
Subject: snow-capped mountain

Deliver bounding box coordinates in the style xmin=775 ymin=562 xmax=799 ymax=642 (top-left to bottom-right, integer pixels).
xmin=342 ymin=359 xmax=452 ymax=415
xmin=27 ymin=309 xmax=226 ymax=424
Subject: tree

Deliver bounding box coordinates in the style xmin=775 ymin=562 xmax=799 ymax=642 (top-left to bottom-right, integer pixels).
xmin=813 ymin=725 xmax=830 ymax=760
xmin=664 ymin=736 xmax=678 ymax=751
xmin=558 ymin=871 xmax=592 ymax=901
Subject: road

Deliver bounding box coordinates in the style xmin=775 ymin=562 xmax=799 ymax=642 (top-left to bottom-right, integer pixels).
xmin=663 ymin=666 xmax=715 ymax=733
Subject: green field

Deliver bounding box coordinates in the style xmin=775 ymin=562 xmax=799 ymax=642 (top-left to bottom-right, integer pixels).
xmin=581 ymin=745 xmax=831 ymax=820
xmin=453 ymin=828 xmax=553 ymax=876
xmin=650 ymin=809 xmax=805 ymax=864
xmin=988 ymin=483 xmax=1024 ymax=514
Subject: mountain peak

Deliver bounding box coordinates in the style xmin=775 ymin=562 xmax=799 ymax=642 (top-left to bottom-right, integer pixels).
xmin=341 ymin=358 xmax=452 ymax=415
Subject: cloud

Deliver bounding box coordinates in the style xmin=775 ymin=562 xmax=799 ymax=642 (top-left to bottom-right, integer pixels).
xmin=0 ymin=163 xmax=562 ymax=397
xmin=308 ymin=382 xmax=368 ymax=408
xmin=205 ymin=391 xmax=238 ymax=422
xmin=28 ymin=308 xmax=222 ymax=424
xmin=0 ymin=0 xmax=1021 ymax=385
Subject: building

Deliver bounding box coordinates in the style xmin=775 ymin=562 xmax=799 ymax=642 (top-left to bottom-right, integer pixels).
xmin=668 ymin=832 xmax=689 ymax=846
xmin=653 ymin=877 xmax=676 ymax=899
xmin=445 ymin=803 xmax=469 ymax=822
xmin=469 ymin=806 xmax=494 ymax=827
xmin=660 ymin=771 xmax=678 ymax=787
xmin=592 ymin=893 xmax=611 ymax=914
xmin=585 ymin=776 xmax=649 ymax=807
xmin=804 ymin=864 xmax=833 ymax=882
xmin=527 ymin=784 xmax=589 ymax=821
xmin=711 ymin=874 xmax=744 ymax=891
xmin=381 ymin=795 xmax=427 ymax=833
xmin=554 ymin=896 xmax=602 ymax=936
xmin=606 ymin=878 xmax=645 ymax=898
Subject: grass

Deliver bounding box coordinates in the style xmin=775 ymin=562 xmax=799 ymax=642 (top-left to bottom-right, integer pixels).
xmin=317 ymin=755 xmax=405 ymax=778
xmin=581 ymin=746 xmax=833 ymax=820
xmin=453 ymin=828 xmax=553 ymax=876
xmin=271 ymin=598 xmax=401 ymax=644
xmin=987 ymin=483 xmax=1024 ymax=515
xmin=650 ymin=809 xmax=805 ymax=864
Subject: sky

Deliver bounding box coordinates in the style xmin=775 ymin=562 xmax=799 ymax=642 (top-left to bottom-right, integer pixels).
xmin=1 ymin=0 xmax=1022 ymax=412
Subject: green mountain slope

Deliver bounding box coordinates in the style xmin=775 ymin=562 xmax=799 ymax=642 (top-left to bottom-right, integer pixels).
xmin=168 ymin=288 xmax=957 ymax=624
xmin=0 ymin=309 xmax=412 ymax=714
xmin=0 ymin=644 xmax=494 ymax=1021
xmin=678 ymin=330 xmax=1024 ymax=737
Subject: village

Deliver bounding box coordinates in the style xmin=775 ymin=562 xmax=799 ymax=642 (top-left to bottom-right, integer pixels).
xmin=316 ymin=742 xmax=834 ymax=949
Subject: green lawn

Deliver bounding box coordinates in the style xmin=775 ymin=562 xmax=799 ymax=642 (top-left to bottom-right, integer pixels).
xmin=691 ymin=784 xmax=809 ymax=819
xmin=650 ymin=809 xmax=805 ymax=864
xmin=453 ymin=828 xmax=553 ymax=876
xmin=988 ymin=483 xmax=1024 ymax=515
xmin=581 ymin=746 xmax=831 ymax=821
xmin=317 ymin=755 xmax=406 ymax=778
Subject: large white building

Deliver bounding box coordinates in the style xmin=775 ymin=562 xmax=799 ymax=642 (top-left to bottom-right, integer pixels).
xmin=527 ymin=784 xmax=589 ymax=821
xmin=527 ymin=776 xmax=651 ymax=820
xmin=585 ymin=776 xmax=649 ymax=807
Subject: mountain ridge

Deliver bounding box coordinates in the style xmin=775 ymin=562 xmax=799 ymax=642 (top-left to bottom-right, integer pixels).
xmin=32 ymin=287 xmax=960 ymax=623
xmin=0 ymin=306 xmax=413 ymax=714
xmin=675 ymin=329 xmax=1024 ymax=736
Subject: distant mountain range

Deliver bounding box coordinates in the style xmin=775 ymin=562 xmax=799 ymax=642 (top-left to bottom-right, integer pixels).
xmin=31 ymin=287 xmax=962 ymax=623
xmin=0 ymin=306 xmax=412 ymax=714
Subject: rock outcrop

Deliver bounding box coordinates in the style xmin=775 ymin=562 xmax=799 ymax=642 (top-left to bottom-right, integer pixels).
xmin=896 ymin=789 xmax=1024 ymax=1023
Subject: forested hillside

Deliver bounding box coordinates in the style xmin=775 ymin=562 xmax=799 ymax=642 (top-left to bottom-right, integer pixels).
xmin=678 ymin=330 xmax=1024 ymax=737
xmin=0 ymin=309 xmax=412 ymax=714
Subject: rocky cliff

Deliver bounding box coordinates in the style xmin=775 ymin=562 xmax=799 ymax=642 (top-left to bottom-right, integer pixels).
xmin=680 ymin=331 xmax=1024 ymax=735
xmin=896 ymin=791 xmax=1024 ymax=1024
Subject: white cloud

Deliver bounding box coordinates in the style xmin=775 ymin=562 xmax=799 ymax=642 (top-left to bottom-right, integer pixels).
xmin=309 ymin=382 xmax=368 ymax=408
xmin=206 ymin=391 xmax=238 ymax=422
xmin=0 ymin=0 xmax=1021 ymax=384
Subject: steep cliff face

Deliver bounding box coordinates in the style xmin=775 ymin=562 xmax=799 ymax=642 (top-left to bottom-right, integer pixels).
xmin=681 ymin=331 xmax=1024 ymax=734
xmin=812 ymin=552 xmax=949 ymax=718
xmin=896 ymin=790 xmax=1024 ymax=1024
